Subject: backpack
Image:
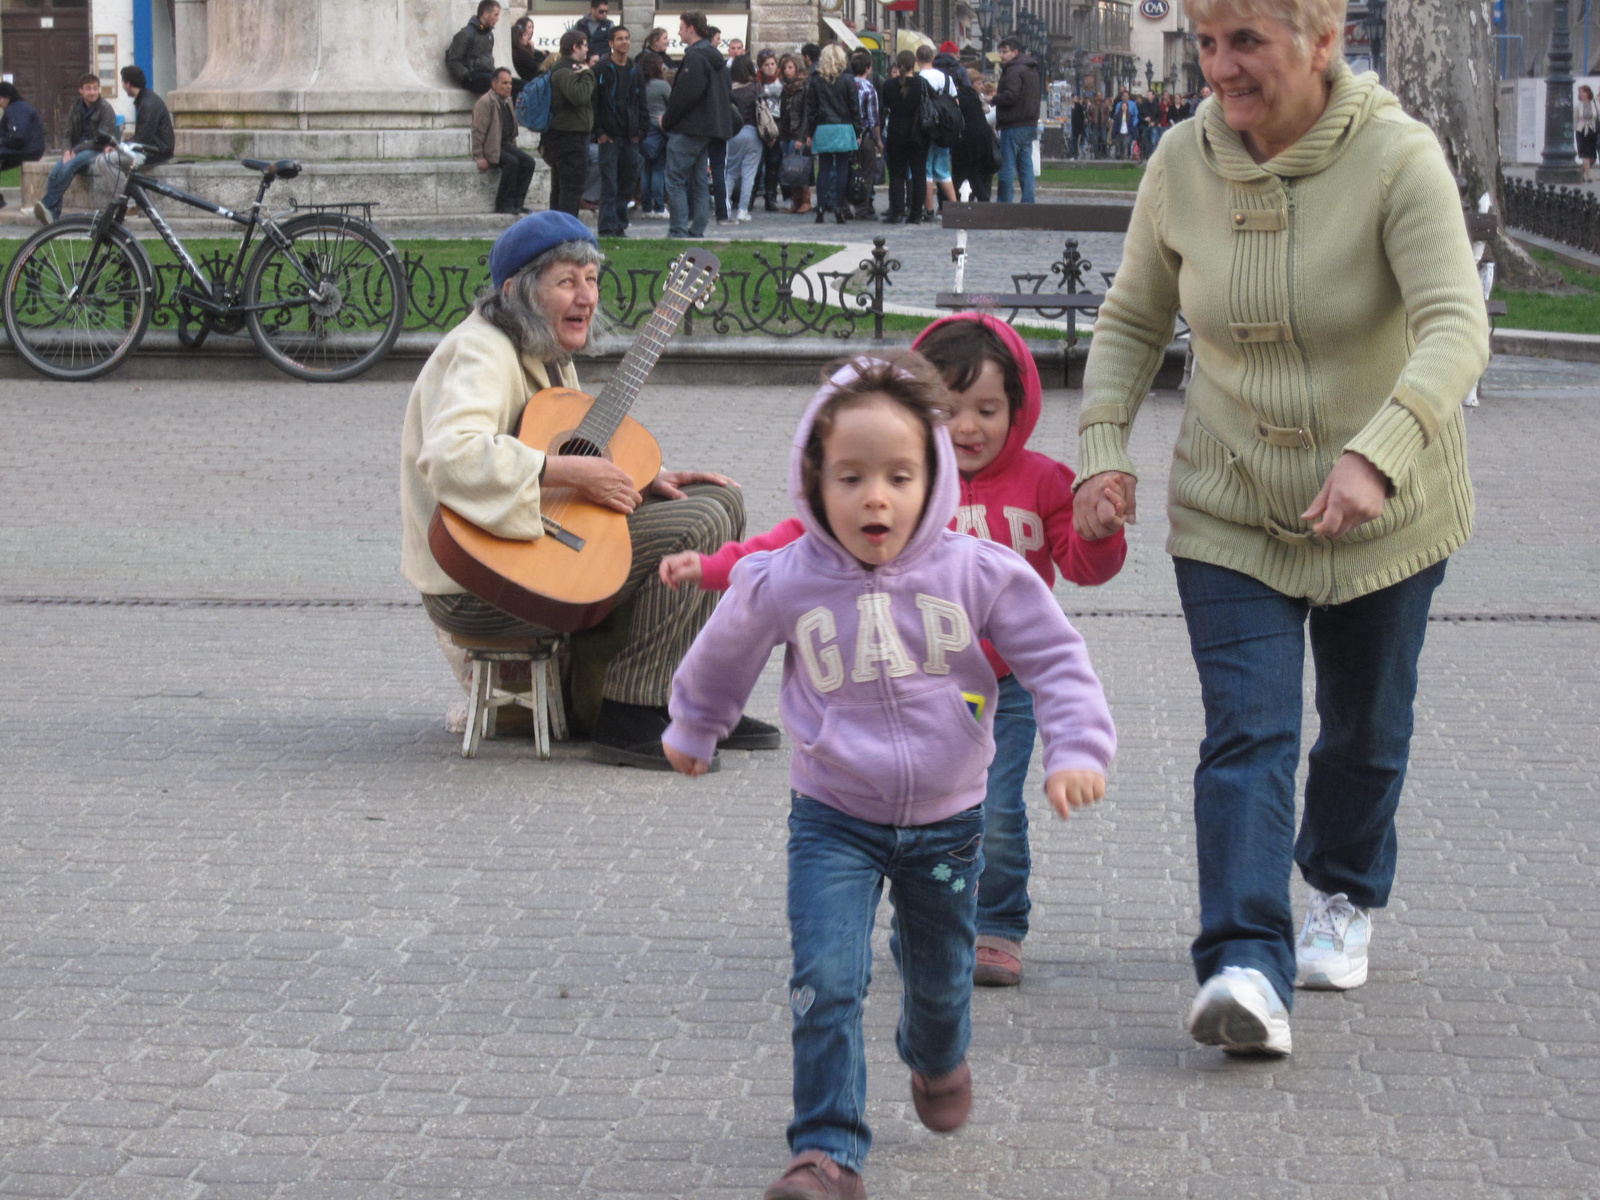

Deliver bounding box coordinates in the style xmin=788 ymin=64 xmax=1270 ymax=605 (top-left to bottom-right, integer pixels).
xmin=918 ymin=75 xmax=964 ymax=149
xmin=516 ymin=73 xmax=552 ymax=132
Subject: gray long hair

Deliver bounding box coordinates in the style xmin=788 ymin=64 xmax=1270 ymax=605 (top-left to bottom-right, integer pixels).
xmin=476 ymin=240 xmax=606 ymax=362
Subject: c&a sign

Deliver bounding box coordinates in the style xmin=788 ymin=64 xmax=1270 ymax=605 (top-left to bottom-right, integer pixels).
xmin=1139 ymin=0 xmax=1172 ymax=18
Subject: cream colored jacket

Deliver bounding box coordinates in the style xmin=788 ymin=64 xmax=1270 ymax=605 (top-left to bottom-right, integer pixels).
xmin=1079 ymin=66 xmax=1490 ymax=605
xmin=400 ymin=310 xmax=580 ymax=595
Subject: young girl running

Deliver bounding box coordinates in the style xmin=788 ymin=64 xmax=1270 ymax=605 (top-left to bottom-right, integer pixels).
xmin=662 ymin=354 xmax=1116 ymax=1200
xmin=661 ymin=314 xmax=1127 ymax=988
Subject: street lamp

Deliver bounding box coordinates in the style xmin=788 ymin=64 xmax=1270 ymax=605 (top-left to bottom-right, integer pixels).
xmin=976 ymin=0 xmax=995 ymax=67
xmin=1538 ymin=0 xmax=1585 ymax=184
xmin=1363 ymin=0 xmax=1387 ymax=81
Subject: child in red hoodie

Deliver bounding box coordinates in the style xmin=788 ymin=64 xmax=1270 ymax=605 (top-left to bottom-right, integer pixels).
xmin=661 ymin=313 xmax=1127 ymax=986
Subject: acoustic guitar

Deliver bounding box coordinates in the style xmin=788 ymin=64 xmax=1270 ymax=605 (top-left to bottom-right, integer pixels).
xmin=427 ymin=249 xmax=721 ymax=633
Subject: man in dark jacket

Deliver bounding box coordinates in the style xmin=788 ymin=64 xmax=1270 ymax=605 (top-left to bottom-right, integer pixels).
xmin=34 ymin=73 xmax=118 ymax=224
xmin=575 ymin=0 xmax=616 ymax=61
xmin=542 ymin=28 xmax=597 ymax=216
xmin=0 ymin=82 xmax=46 ymax=210
xmin=659 ymin=11 xmax=732 ymax=239
xmin=993 ymin=36 xmax=1042 ymax=203
xmin=593 ymin=25 xmax=648 ymax=237
xmin=446 ymin=1 xmax=501 ymax=96
xmin=120 ymin=66 xmax=175 ymax=168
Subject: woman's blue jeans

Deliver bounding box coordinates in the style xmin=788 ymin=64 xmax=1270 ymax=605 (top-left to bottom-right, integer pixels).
xmin=785 ymin=793 xmax=983 ymax=1173
xmin=975 ymin=671 xmax=1036 ymax=943
xmin=1173 ymin=556 xmax=1447 ymax=1009
xmin=639 ymin=150 xmax=667 ymax=213
xmin=816 ymin=151 xmax=849 ymax=212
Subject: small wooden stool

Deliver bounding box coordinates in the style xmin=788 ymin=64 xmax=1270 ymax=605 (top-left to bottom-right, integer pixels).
xmin=451 ymin=634 xmax=568 ymax=760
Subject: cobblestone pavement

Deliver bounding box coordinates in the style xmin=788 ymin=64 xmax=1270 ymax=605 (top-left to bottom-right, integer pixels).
xmin=1 ymin=357 xmax=1598 ymax=1199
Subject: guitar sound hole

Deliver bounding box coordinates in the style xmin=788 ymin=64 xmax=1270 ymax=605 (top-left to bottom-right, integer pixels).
xmin=557 ymin=437 xmax=604 ymax=458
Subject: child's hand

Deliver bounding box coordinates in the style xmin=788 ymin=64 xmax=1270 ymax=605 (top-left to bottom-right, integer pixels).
xmin=1073 ymin=471 xmax=1137 ymax=540
xmin=1045 ymin=769 xmax=1106 ymax=819
xmin=663 ymin=741 xmax=711 ymax=776
xmin=658 ymin=551 xmax=703 ymax=591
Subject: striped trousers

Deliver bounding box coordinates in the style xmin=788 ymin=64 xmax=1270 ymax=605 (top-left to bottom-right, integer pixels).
xmin=423 ymin=483 xmax=746 ymax=707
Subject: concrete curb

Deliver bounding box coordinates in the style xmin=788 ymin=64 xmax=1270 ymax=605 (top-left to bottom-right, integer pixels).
xmin=0 ymin=329 xmax=1191 ymax=387
xmin=1492 ymin=327 xmax=1600 ymax=364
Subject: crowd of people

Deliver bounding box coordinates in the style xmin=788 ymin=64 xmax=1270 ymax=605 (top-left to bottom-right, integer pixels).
xmin=1067 ymin=83 xmax=1214 ymax=161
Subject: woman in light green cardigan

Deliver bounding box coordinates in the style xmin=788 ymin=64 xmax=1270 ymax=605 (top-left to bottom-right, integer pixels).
xmin=1073 ymin=0 xmax=1489 ymax=1057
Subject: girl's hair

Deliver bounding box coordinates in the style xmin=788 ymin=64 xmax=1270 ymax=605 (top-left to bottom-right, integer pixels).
xmin=476 ymin=242 xmax=606 ymax=361
xmin=802 ymin=353 xmax=951 ymax=533
xmin=638 ymin=50 xmax=666 ymax=80
xmin=895 ymin=49 xmax=917 ymax=77
xmin=511 ymin=15 xmax=534 ymax=44
xmin=1186 ymin=0 xmax=1346 ymax=79
xmin=731 ymin=54 xmax=756 ymax=84
xmin=1581 ymin=85 xmax=1596 ymax=101
xmin=780 ymin=53 xmax=803 ymax=83
xmin=915 ymin=318 xmax=1026 ymax=419
xmin=646 ymin=26 xmax=669 ymax=49
xmin=818 ymin=42 xmax=849 ymax=81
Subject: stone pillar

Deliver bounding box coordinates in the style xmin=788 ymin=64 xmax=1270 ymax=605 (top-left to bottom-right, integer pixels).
xmin=173 ymin=0 xmax=209 ymax=91
xmin=168 ymin=0 xmax=472 ymax=161
xmin=750 ymin=0 xmax=819 ymax=54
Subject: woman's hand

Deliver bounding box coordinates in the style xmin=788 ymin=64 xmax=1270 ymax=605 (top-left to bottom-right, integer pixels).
xmin=658 ymin=551 xmax=703 ymax=591
xmin=1073 ymin=471 xmax=1137 ymax=540
xmin=1045 ymin=769 xmax=1106 ymax=819
xmin=541 ymin=454 xmax=641 ymax=514
xmin=664 ymin=742 xmax=711 ymax=776
xmin=649 ymin=469 xmax=739 ymax=500
xmin=1302 ymin=453 xmax=1389 ymax=538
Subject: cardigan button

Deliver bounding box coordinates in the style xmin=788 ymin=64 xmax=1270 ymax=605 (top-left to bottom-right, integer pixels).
xmin=1233 ymin=212 xmax=1247 ymax=226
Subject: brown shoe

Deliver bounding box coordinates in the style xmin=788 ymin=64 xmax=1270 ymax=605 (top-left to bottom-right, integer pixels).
xmin=909 ymin=1061 xmax=972 ymax=1133
xmin=973 ymin=935 xmax=1022 ymax=987
xmin=763 ymin=1150 xmax=865 ymax=1200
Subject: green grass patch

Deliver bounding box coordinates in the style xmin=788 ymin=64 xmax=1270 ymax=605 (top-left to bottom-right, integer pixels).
xmin=1492 ymin=247 xmax=1600 ymax=335
xmin=1037 ymin=164 xmax=1144 ymax=191
xmin=1 ymin=166 xmax=20 ymax=189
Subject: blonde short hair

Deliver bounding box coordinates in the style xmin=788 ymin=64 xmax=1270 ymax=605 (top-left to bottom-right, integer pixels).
xmin=818 ymin=42 xmax=849 ymax=81
xmin=1187 ymin=0 xmax=1346 ymax=78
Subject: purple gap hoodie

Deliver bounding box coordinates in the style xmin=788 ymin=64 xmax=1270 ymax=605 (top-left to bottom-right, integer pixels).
xmin=664 ymin=360 xmax=1117 ymax=827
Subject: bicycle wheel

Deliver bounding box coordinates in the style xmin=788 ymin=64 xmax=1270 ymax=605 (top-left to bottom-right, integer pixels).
xmin=243 ymin=212 xmax=408 ymax=382
xmin=2 ymin=218 xmax=153 ymax=381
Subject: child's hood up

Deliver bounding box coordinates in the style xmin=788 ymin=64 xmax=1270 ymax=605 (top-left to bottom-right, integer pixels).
xmin=788 ymin=357 xmax=961 ymax=574
xmin=911 ymin=311 xmax=1043 ymax=483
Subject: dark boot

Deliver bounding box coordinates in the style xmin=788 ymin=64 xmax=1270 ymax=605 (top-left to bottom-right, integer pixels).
xmin=590 ymin=700 xmax=721 ymax=772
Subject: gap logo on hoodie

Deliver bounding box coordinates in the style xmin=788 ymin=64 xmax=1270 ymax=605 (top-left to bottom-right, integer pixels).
xmin=797 ymin=593 xmax=974 ymax=693
xmin=954 ymin=504 xmax=1046 ymax=557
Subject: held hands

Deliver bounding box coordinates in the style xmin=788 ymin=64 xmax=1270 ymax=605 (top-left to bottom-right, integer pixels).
xmin=658 ymin=550 xmax=704 ymax=591
xmin=664 ymin=741 xmax=711 ymax=776
xmin=541 ymin=454 xmax=642 ymax=513
xmin=1073 ymin=471 xmax=1137 ymax=541
xmin=475 ymin=156 xmax=490 ymax=172
xmin=1302 ymin=452 xmax=1389 ymax=538
xmin=1045 ymin=769 xmax=1107 ymax=820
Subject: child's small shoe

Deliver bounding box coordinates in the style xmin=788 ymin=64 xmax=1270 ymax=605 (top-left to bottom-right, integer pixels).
xmin=909 ymin=1060 xmax=971 ymax=1133
xmin=763 ymin=1150 xmax=865 ymax=1200
xmin=973 ymin=935 xmax=1022 ymax=987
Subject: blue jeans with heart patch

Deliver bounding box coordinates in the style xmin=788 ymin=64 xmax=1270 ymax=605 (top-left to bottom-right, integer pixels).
xmin=783 ymin=791 xmax=983 ymax=1173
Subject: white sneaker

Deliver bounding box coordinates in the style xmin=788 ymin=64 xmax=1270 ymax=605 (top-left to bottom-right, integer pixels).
xmin=1295 ymin=888 xmax=1371 ymax=990
xmin=1186 ymin=966 xmax=1292 ymax=1056
xmin=736 ymin=209 xmax=752 ymax=222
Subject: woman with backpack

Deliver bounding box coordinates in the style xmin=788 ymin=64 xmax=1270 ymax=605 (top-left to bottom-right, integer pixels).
xmin=879 ymin=50 xmax=927 ymax=224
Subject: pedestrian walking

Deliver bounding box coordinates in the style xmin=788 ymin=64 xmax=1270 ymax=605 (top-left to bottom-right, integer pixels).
xmin=660 ymin=10 xmax=734 ymax=239
xmin=848 ymin=51 xmax=882 ymax=219
xmin=1074 ymin=0 xmax=1492 ymax=1058
xmin=637 ymin=51 xmax=672 ymax=218
xmin=725 ymin=56 xmax=764 ymax=221
xmin=593 ymin=25 xmax=648 ymax=237
xmin=777 ymin=54 xmax=812 ymax=214
xmin=663 ymin=352 xmax=1115 ymax=1200
xmin=879 ymin=50 xmax=926 ymax=223
xmin=1576 ymin=84 xmax=1597 ymax=183
xmin=757 ymin=50 xmax=786 ymax=212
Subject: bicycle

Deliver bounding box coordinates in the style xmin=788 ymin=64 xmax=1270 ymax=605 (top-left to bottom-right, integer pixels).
xmin=2 ymin=145 xmax=408 ymax=382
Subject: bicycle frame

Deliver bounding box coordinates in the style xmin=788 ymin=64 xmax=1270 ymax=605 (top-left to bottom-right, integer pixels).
xmin=85 ymin=158 xmax=326 ymax=318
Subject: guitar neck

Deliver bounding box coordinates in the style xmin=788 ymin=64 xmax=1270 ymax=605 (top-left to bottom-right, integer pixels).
xmin=574 ymin=298 xmax=690 ymax=448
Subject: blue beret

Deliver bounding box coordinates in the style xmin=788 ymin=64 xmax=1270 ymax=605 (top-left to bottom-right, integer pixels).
xmin=489 ymin=211 xmax=598 ymax=288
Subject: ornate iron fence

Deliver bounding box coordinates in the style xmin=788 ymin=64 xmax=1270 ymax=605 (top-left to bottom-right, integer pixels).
xmin=105 ymin=237 xmax=909 ymax=340
xmin=1501 ymin=173 xmax=1600 ymax=256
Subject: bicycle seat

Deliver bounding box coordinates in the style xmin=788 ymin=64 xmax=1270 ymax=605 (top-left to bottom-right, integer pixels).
xmin=241 ymin=158 xmax=302 ymax=180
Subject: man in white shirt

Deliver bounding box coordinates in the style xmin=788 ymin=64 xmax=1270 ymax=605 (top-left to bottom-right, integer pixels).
xmin=914 ymin=44 xmax=958 ymax=219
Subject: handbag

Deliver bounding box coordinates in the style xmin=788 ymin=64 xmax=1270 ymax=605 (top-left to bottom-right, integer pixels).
xmin=639 ymin=125 xmax=665 ymax=163
xmin=780 ymin=150 xmax=813 ymax=187
xmin=756 ymin=101 xmax=779 ymax=143
xmin=810 ymin=123 xmax=859 ymax=155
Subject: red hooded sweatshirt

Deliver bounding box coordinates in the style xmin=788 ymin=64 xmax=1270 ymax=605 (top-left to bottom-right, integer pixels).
xmin=696 ymin=313 xmax=1127 ymax=675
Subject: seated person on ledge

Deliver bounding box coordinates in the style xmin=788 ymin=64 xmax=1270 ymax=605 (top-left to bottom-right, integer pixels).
xmin=400 ymin=210 xmax=779 ymax=769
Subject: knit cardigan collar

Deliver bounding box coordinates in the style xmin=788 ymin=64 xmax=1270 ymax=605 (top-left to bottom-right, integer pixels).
xmin=1198 ymin=62 xmax=1394 ymax=182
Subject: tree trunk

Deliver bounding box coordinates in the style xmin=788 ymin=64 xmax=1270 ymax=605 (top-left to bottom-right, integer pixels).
xmin=1388 ymin=0 xmax=1559 ymax=289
